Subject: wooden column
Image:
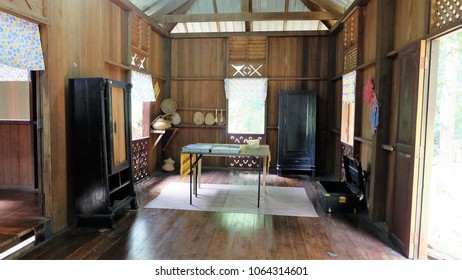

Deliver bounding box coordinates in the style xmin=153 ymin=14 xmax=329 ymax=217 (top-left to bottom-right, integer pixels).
xmin=326 ymin=31 xmax=338 ymax=175
xmin=369 ymin=0 xmax=395 ymax=221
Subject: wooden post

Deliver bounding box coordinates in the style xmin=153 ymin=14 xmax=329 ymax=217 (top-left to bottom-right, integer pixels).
xmin=369 ymin=0 xmax=395 ymax=222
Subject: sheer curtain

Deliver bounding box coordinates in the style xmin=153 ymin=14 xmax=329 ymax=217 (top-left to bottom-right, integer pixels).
xmin=224 ymin=78 xmax=268 ymax=135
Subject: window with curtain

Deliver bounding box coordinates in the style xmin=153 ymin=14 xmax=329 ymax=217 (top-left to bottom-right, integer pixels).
xmin=341 ymin=71 xmax=356 ymax=146
xmin=0 ymin=11 xmax=45 ymax=121
xmin=225 ymin=78 xmax=267 ymax=135
xmin=130 ymin=70 xmax=156 ymax=140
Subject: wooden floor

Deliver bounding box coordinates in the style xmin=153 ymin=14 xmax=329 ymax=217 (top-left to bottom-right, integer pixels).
xmin=0 ymin=188 xmax=48 ymax=258
xmin=14 ymin=169 xmax=406 ymax=260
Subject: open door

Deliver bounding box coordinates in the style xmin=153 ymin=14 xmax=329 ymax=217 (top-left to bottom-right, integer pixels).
xmin=388 ymin=41 xmax=426 ymax=258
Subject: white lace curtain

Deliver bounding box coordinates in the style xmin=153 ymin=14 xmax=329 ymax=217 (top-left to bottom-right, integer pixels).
xmin=130 ymin=70 xmax=156 ymax=102
xmin=224 ymin=78 xmax=268 ymax=100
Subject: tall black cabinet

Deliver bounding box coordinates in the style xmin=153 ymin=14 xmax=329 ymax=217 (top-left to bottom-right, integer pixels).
xmin=277 ymin=90 xmax=317 ymax=176
xmin=68 ymin=78 xmax=138 ymax=228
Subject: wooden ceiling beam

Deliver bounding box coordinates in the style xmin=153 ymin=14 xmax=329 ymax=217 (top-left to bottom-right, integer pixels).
xmin=242 ymin=0 xmax=252 ymax=32
xmin=162 ymin=0 xmax=195 ymax=32
xmin=111 ymin=0 xmax=169 ymax=37
xmin=154 ymin=11 xmax=340 ymax=23
xmin=309 ymin=0 xmax=345 ymax=15
xmin=170 ymin=30 xmax=329 ymax=39
xmin=300 ymin=0 xmax=337 ymax=29
xmin=151 ymin=0 xmax=191 ymax=17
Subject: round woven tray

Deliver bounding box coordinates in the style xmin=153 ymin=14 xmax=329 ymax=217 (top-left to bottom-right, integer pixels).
xmin=161 ymin=98 xmax=177 ymax=114
xmin=193 ymin=112 xmax=204 ymax=125
xmin=171 ymin=112 xmax=181 ymax=125
xmin=204 ymin=112 xmax=215 ymax=126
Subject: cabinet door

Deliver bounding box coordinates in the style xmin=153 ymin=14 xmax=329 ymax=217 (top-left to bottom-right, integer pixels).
xmin=106 ymin=80 xmax=132 ymax=174
xmin=278 ymin=90 xmax=316 ymax=169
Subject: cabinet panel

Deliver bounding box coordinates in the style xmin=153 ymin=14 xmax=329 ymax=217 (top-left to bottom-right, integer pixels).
xmin=277 ymin=90 xmax=316 ymax=175
xmin=69 ymin=78 xmax=137 ymax=228
xmin=106 ymin=80 xmax=132 ymax=175
xmin=110 ymin=86 xmax=127 ymax=168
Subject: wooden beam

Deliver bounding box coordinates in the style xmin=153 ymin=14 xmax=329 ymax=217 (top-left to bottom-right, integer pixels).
xmin=154 ymin=11 xmax=340 ymax=23
xmin=300 ymin=0 xmax=337 ymax=29
xmin=0 ymin=2 xmax=48 ymax=24
xmin=151 ymin=0 xmax=191 ymax=17
xmin=163 ymin=0 xmax=195 ymax=33
xmin=329 ymin=0 xmax=370 ymax=34
xmin=170 ymin=30 xmax=329 ymax=38
xmin=370 ymin=0 xmax=395 ymax=222
xmin=242 ymin=0 xmax=251 ymax=32
xmin=213 ymin=0 xmax=220 ymax=32
xmin=110 ymin=0 xmax=169 ymax=37
xmin=310 ymin=0 xmax=346 ymax=15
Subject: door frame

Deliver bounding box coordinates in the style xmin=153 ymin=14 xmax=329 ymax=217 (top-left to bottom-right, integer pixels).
xmin=388 ymin=40 xmax=427 ymax=259
xmin=416 ymin=27 xmax=462 ymax=259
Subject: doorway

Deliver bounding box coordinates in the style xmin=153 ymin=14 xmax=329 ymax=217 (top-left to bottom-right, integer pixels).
xmin=0 ymin=69 xmax=43 ymax=257
xmin=423 ymin=28 xmax=462 ymax=260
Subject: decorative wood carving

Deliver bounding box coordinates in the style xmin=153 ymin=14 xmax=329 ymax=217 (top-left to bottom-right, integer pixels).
xmin=431 ymin=0 xmax=462 ymax=31
xmin=228 ymin=134 xmax=264 ymax=168
xmin=132 ymin=138 xmax=149 ymax=182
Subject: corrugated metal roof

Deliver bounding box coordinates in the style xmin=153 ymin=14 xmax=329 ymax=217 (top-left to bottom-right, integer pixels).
xmin=128 ymin=0 xmax=355 ymax=34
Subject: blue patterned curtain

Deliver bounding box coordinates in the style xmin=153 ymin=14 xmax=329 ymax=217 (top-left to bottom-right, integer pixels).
xmin=224 ymin=78 xmax=268 ymax=100
xmin=342 ymin=70 xmax=356 ymax=104
xmin=0 ymin=63 xmax=30 ymax=81
xmin=0 ymin=11 xmax=45 ymax=71
xmin=130 ymin=70 xmax=156 ymax=102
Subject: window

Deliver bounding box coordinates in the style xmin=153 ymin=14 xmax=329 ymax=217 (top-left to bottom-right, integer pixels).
xmin=0 ymin=65 xmax=31 ymax=121
xmin=225 ymin=78 xmax=267 ymax=135
xmin=130 ymin=70 xmax=156 ymax=140
xmin=341 ymin=71 xmax=356 ymax=145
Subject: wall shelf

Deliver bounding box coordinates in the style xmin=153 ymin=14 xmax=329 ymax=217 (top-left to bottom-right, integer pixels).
xmin=175 ymin=124 xmax=226 ymax=129
xmin=177 ymin=107 xmax=226 ymax=112
xmin=151 ymin=128 xmax=179 ymax=150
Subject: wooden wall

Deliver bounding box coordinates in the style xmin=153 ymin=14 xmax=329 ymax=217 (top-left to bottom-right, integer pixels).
xmin=267 ymin=37 xmax=329 ymax=172
xmin=165 ymin=36 xmax=328 ymax=172
xmin=0 ymin=0 xmax=166 ymax=233
xmin=168 ymin=38 xmax=227 ymax=167
xmin=328 ymin=0 xmax=434 ymax=222
xmin=0 ymin=123 xmax=34 ymax=189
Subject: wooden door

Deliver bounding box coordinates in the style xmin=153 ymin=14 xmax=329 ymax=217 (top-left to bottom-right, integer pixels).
xmin=388 ymin=41 xmax=426 ymax=258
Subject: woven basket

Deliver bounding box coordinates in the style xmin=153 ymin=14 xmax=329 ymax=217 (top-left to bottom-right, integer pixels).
xmin=161 ymin=98 xmax=177 ymax=114
xmin=151 ymin=117 xmax=171 ymax=130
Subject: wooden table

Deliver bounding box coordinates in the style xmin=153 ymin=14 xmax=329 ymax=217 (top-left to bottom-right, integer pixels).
xmin=180 ymin=144 xmax=270 ymax=207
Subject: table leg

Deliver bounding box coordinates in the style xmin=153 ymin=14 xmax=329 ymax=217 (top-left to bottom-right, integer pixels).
xmin=197 ymin=157 xmax=202 ymax=189
xmin=189 ymin=154 xmax=193 ymax=205
xmin=257 ymin=157 xmax=261 ymax=208
xmin=262 ymin=156 xmax=267 ymax=193
xmin=193 ymin=161 xmax=197 ymax=196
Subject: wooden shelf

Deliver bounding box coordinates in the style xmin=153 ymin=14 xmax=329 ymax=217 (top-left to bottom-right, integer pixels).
xmin=177 ymin=107 xmax=226 ymax=111
xmin=151 ymin=128 xmax=179 ymax=151
xmin=176 ymin=124 xmax=226 ymax=129
xmin=105 ymin=60 xmax=131 ymax=70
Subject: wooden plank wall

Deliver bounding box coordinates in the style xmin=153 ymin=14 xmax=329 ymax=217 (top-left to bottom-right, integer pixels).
xmin=0 ymin=123 xmax=34 ymax=189
xmin=167 ymin=38 xmax=227 ymax=168
xmin=147 ymin=32 xmax=166 ymax=173
xmin=329 ymin=0 xmax=432 ymax=221
xmin=166 ymin=36 xmax=328 ymax=172
xmin=267 ymin=36 xmax=329 ymax=172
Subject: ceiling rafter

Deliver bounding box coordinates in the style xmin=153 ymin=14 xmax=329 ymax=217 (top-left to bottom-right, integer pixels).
xmin=150 ymin=0 xmax=191 ymax=17
xmin=310 ymin=0 xmax=345 ymax=15
xmin=300 ymin=0 xmax=338 ymax=29
xmin=161 ymin=0 xmax=195 ymax=32
xmin=111 ymin=0 xmax=169 ymax=37
xmin=153 ymin=11 xmax=340 ymax=23
xmin=242 ymin=0 xmax=252 ymax=32
xmin=283 ymin=0 xmax=289 ymax=31
xmin=213 ymin=0 xmax=220 ymax=32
